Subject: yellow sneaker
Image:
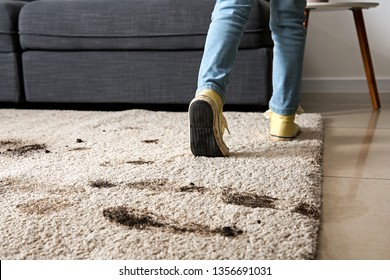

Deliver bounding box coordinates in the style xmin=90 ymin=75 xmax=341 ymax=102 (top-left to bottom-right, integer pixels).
xmin=264 ymin=107 xmax=304 ymax=141
xmin=189 ymin=90 xmax=229 ymax=157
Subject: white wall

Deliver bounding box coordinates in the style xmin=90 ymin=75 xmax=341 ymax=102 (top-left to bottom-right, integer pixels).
xmin=302 ymin=0 xmax=390 ymax=93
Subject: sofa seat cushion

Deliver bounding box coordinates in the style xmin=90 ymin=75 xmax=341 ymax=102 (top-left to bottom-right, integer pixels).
xmin=0 ymin=52 xmax=22 ymax=102
xmin=19 ymin=0 xmax=272 ymax=51
xmin=0 ymin=0 xmax=26 ymax=52
xmin=22 ymin=49 xmax=272 ymax=105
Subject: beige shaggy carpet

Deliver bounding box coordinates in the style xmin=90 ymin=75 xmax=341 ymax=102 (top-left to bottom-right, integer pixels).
xmin=0 ymin=109 xmax=323 ymax=259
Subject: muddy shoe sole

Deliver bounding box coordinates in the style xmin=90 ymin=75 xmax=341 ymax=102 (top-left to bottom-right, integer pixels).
xmin=189 ymin=97 xmax=228 ymax=157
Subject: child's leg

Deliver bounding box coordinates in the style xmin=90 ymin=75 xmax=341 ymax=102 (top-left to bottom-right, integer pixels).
xmin=190 ymin=0 xmax=254 ymax=157
xmin=269 ymin=0 xmax=307 ymax=116
xmin=196 ymin=0 xmax=254 ymax=103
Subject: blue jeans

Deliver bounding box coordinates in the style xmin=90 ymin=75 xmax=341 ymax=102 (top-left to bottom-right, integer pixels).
xmin=197 ymin=0 xmax=307 ymax=115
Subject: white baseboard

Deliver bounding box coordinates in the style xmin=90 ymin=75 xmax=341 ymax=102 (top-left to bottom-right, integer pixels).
xmin=301 ymin=78 xmax=390 ymax=93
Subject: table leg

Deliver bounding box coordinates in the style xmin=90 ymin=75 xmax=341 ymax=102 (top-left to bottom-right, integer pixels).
xmin=304 ymin=9 xmax=311 ymax=28
xmin=352 ymin=8 xmax=381 ymax=110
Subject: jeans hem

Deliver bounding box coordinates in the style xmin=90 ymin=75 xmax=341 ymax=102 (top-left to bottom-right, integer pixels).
xmin=269 ymin=105 xmax=299 ymax=116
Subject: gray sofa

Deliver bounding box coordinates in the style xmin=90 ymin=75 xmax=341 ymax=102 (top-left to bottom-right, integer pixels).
xmin=0 ymin=0 xmax=27 ymax=102
xmin=1 ymin=0 xmax=273 ymax=106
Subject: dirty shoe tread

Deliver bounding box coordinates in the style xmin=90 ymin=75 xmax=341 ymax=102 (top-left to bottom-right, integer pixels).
xmin=189 ymin=94 xmax=229 ymax=157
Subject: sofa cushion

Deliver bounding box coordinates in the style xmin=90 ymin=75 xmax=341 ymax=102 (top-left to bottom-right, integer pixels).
xmin=19 ymin=0 xmax=272 ymax=51
xmin=22 ymin=49 xmax=272 ymax=105
xmin=0 ymin=0 xmax=26 ymax=52
xmin=0 ymin=52 xmax=22 ymax=102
